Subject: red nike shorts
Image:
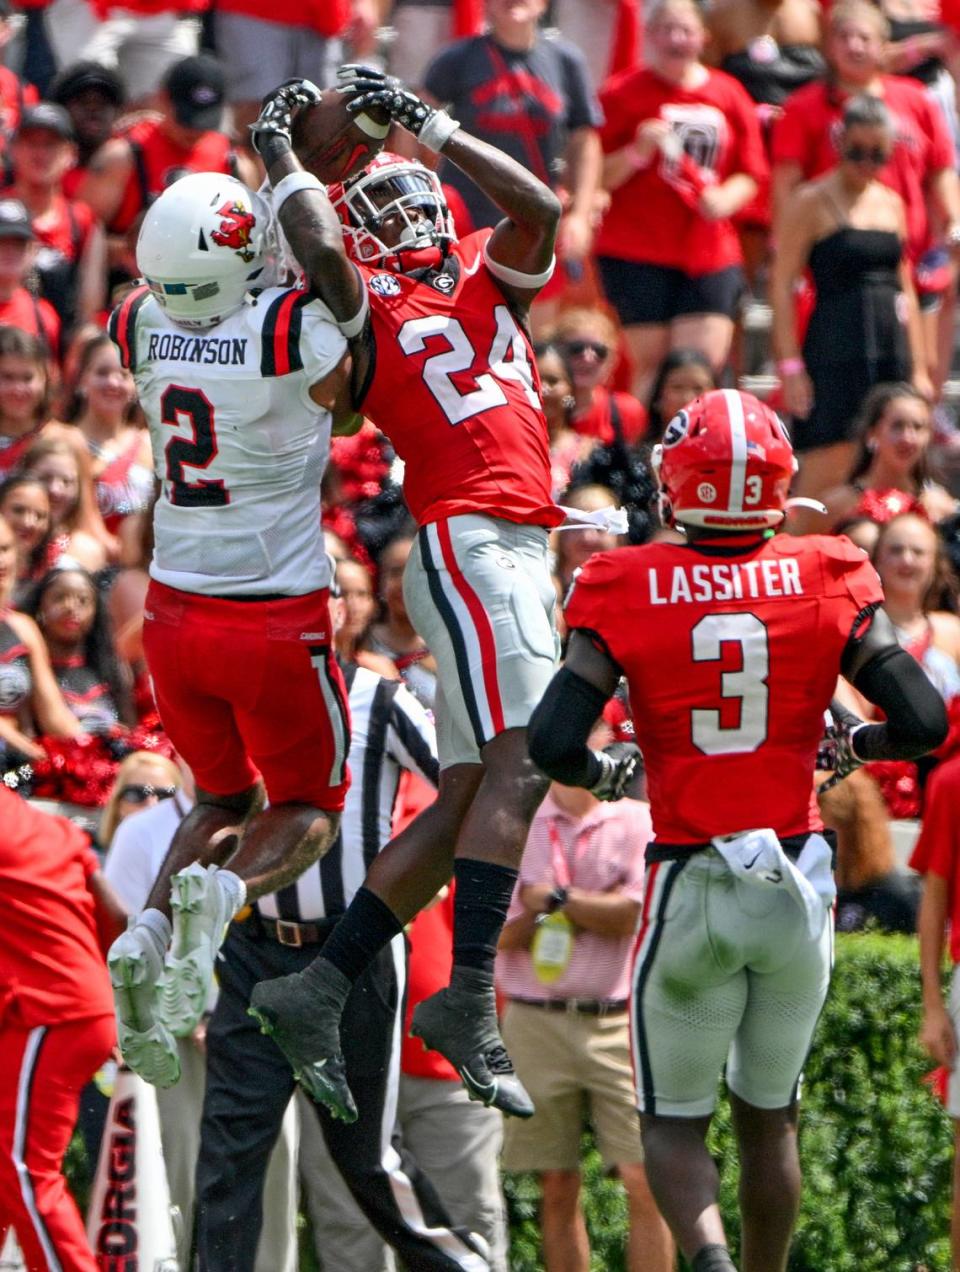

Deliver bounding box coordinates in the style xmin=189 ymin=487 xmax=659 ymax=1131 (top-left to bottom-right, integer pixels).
xmin=142 ymin=581 xmax=350 ymax=809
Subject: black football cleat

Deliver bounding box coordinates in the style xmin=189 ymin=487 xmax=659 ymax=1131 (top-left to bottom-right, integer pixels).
xmin=411 ymin=985 xmax=535 ymax=1118
xmin=249 ymin=969 xmax=358 ymax=1123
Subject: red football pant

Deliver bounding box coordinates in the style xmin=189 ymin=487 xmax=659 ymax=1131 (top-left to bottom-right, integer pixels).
xmin=143 ymin=581 xmax=350 ymax=808
xmin=0 ymin=1014 xmax=114 ymax=1271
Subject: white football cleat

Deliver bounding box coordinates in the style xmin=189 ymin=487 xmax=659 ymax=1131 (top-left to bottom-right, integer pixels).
xmin=158 ymin=863 xmax=233 ymax=1038
xmin=109 ymin=927 xmax=180 ymax=1088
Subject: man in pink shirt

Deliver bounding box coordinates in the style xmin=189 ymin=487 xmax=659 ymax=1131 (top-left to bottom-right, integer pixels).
xmin=497 ymin=724 xmax=674 ymax=1272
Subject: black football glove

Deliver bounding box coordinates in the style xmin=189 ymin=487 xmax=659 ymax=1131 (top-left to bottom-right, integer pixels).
xmin=588 ymin=743 xmax=641 ymax=802
xmin=249 ymin=78 xmax=322 ymax=156
xmin=816 ymin=701 xmax=868 ymax=792
xmin=337 ymin=64 xmax=459 ymax=150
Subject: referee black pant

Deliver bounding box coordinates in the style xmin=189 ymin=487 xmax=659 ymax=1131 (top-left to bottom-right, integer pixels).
xmin=194 ymin=922 xmax=489 ymax=1271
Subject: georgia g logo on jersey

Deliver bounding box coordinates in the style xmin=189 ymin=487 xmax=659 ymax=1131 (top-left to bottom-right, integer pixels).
xmin=211 ymin=200 xmax=257 ymax=263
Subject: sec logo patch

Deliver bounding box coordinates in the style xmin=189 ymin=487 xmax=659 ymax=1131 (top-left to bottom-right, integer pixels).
xmin=369 ymin=274 xmax=401 ymax=297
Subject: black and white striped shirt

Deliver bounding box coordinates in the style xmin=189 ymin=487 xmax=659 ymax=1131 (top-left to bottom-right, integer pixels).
xmin=256 ymin=663 xmax=439 ymax=922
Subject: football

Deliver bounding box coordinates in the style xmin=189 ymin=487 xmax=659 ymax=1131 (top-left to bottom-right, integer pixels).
xmin=291 ymin=89 xmax=391 ymax=185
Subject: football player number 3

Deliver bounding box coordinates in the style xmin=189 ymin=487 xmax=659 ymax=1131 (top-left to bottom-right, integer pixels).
xmin=398 ymin=306 xmax=540 ymax=425
xmin=161 ymin=385 xmax=229 ymax=507
xmin=691 ymin=613 xmax=769 ymax=754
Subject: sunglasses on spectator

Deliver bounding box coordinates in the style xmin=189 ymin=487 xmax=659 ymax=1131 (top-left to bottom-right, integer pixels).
xmin=842 ymin=146 xmax=890 ymax=166
xmin=118 ymin=783 xmax=177 ymax=804
xmin=564 ymin=340 xmax=610 ymax=359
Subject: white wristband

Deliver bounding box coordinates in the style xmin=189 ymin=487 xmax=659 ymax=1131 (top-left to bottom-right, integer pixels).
xmin=338 ymin=286 xmax=368 ymax=339
xmin=418 ymin=110 xmax=460 ymax=154
xmin=272 ymin=170 xmax=327 ymax=216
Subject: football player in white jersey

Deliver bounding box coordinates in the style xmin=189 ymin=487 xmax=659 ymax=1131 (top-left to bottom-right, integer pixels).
xmin=106 ymin=171 xmax=358 ymax=1088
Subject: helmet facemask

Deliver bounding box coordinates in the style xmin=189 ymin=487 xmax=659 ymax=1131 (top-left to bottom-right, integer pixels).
xmin=334 ymin=160 xmax=455 ymax=271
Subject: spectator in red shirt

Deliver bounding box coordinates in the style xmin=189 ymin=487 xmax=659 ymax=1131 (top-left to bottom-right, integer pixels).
xmin=0 ymin=789 xmax=123 ymax=1272
xmin=0 ymin=1 xmax=39 ymax=159
xmin=48 ymin=61 xmax=126 ymax=201
xmin=0 ymin=200 xmax=60 ymax=359
xmin=552 ymin=307 xmax=649 ymax=446
xmin=3 ymin=103 xmax=105 ymax=338
xmin=597 ymin=0 xmax=768 ymax=398
xmin=913 ymin=755 xmax=960 ymax=1272
xmin=79 ymin=54 xmax=256 ymax=286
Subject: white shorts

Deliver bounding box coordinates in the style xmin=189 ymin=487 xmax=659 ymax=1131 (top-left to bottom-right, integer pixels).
xmin=632 ymin=845 xmax=834 ymax=1118
xmin=389 ymin=7 xmax=456 ymax=88
xmin=45 ymin=0 xmax=198 ymax=96
xmin=404 ymin=515 xmax=559 ymax=769
xmin=214 ymin=12 xmax=342 ymax=103
xmin=947 ymin=965 xmax=960 ymax=1117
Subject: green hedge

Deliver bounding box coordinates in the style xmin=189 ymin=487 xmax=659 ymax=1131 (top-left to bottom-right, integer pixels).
xmin=67 ymin=934 xmax=956 ymax=1271
xmin=504 ymin=933 xmax=955 ymax=1272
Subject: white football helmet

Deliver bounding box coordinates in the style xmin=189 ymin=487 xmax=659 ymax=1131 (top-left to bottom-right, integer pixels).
xmin=136 ymin=172 xmax=270 ymax=328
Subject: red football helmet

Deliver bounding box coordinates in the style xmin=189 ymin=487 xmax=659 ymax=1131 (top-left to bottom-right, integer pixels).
xmin=653 ymin=389 xmax=796 ymax=530
xmin=327 ymin=151 xmax=456 ymax=273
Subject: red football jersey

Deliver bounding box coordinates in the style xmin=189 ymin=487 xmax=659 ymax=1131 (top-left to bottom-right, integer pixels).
xmin=565 ymin=534 xmax=883 ymax=843
xmin=772 ymin=76 xmax=953 ymax=263
xmin=358 ymin=229 xmax=562 ymax=529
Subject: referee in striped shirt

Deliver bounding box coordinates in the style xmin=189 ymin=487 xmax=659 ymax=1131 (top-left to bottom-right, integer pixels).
xmin=194 ymin=569 xmax=491 ymax=1271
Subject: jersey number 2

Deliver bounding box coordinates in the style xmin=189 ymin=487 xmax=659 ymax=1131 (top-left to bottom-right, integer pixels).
xmin=398 ymin=306 xmax=541 ymax=426
xmin=691 ymin=613 xmax=769 ymax=755
xmin=161 ymin=386 xmax=229 ymax=508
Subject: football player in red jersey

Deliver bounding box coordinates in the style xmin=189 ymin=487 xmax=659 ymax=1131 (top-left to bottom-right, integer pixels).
xmin=527 ymin=389 xmax=948 ymax=1272
xmin=246 ymin=69 xmax=568 ymax=1123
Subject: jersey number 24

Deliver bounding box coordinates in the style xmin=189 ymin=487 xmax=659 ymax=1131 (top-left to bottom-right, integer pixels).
xmin=398 ymin=306 xmax=540 ymax=426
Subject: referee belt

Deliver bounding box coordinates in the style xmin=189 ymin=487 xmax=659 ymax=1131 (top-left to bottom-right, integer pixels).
xmin=239 ymin=910 xmax=336 ymax=947
xmin=510 ymin=997 xmax=628 ymax=1018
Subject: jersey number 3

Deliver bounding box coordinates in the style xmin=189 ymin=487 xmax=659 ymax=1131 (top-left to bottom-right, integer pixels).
xmin=161 ymin=385 xmax=229 ymax=508
xmin=398 ymin=306 xmax=541 ymax=426
xmin=691 ymin=613 xmax=769 ymax=755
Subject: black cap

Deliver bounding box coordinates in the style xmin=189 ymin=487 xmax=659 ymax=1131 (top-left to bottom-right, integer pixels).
xmin=15 ymin=103 xmax=74 ymax=142
xmin=163 ymin=54 xmax=225 ymax=131
xmin=49 ymin=60 xmax=125 ymax=108
xmin=0 ymin=199 xmax=34 ymax=240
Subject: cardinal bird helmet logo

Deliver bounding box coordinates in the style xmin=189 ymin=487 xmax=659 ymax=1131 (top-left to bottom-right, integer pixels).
xmin=210 ymin=200 xmax=257 ymax=263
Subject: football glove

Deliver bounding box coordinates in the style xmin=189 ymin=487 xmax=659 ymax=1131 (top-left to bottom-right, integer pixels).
xmin=816 ymin=702 xmax=868 ymax=792
xmin=588 ymin=743 xmax=641 ymax=802
xmin=249 ymin=78 xmax=322 ymax=156
xmin=337 ymin=64 xmax=459 ymax=152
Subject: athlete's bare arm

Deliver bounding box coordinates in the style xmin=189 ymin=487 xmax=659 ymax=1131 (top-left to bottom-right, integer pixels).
xmin=337 ymin=64 xmax=562 ymax=312
xmin=77 ymin=137 xmax=135 ymax=227
xmin=307 ymin=350 xmax=364 ymax=435
xmin=439 ymin=129 xmax=562 ymax=308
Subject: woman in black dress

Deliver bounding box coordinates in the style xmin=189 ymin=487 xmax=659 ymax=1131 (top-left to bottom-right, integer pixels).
xmin=771 ymin=93 xmax=930 ymax=530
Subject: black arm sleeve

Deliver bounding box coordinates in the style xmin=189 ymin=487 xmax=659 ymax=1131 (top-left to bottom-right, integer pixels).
xmin=528 ymin=667 xmax=608 ymax=788
xmin=849 ymin=643 xmax=949 ymax=761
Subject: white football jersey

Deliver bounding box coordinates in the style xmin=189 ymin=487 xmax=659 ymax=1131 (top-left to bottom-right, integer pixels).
xmin=109 ymin=284 xmax=346 ymax=596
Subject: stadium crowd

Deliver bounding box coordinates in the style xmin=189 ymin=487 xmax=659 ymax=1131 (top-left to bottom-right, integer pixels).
xmin=4 ymin=0 xmax=960 ymax=1269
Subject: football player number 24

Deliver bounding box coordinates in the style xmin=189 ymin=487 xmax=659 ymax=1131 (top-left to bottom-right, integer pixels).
xmin=691 ymin=613 xmax=769 ymax=755
xmin=161 ymin=385 xmax=229 ymax=507
xmin=397 ymin=306 xmax=540 ymax=425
